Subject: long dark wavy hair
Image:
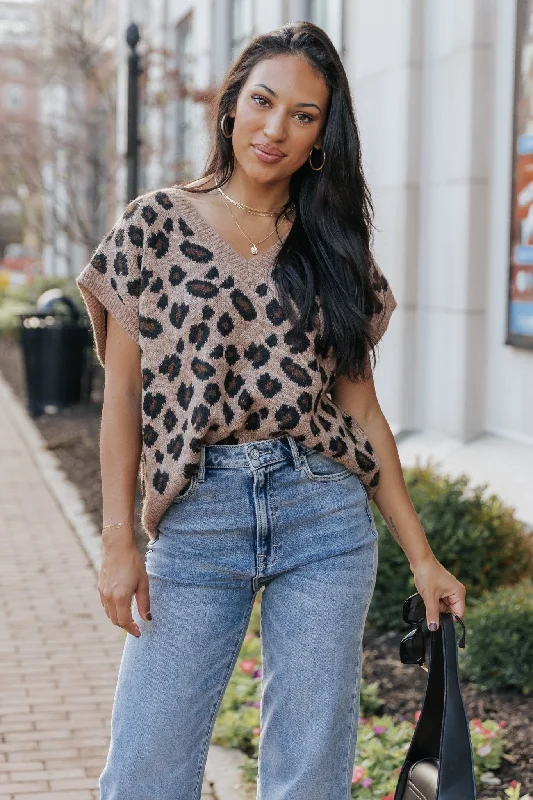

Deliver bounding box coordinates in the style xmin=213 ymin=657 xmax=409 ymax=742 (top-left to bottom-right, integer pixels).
xmin=177 ymin=21 xmax=383 ymax=382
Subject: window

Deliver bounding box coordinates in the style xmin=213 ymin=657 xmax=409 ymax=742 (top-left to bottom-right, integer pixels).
xmin=230 ymin=0 xmax=254 ymax=60
xmin=3 ymin=85 xmax=25 ymax=111
xmin=305 ymin=0 xmax=344 ymax=56
xmin=175 ymin=13 xmax=195 ymax=182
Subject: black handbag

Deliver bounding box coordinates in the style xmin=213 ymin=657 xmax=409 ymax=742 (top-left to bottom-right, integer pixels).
xmin=394 ymin=611 xmax=477 ymax=800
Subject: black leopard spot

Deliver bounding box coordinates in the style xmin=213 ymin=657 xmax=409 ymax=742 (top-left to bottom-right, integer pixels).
xmin=155 ymin=191 xmax=173 ymax=210
xmin=222 ymin=401 xmax=234 ymax=424
xmin=142 ymin=205 xmax=158 ymax=225
xmin=186 ymin=279 xmax=219 ymax=298
xmin=284 ymin=329 xmax=310 ymax=354
xmin=339 ymin=427 xmax=346 ymax=438
xmin=208 ymin=423 xmax=220 ymax=432
xmin=169 ymin=264 xmax=187 ymax=285
xmin=141 ymin=267 xmax=154 ymax=290
xmin=257 ymin=373 xmax=282 ymax=398
xmin=110 ymin=278 xmax=117 ymax=290
xmin=191 ymin=404 xmax=210 ymax=431
xmin=205 ymin=266 xmax=219 ymax=279
xmin=167 ymin=434 xmax=185 ymax=461
xmin=153 ymin=469 xmax=169 ymax=494
xmin=319 ymin=366 xmax=328 ymax=384
xmin=355 ymin=449 xmax=375 ymax=473
xmin=307 ymin=358 xmax=319 ymax=371
xmin=266 ymin=298 xmax=287 ymax=326
xmin=189 ymin=438 xmax=203 ymax=454
xmin=310 ymin=418 xmax=321 ymax=436
xmin=217 ymin=312 xmax=235 ymax=337
xmin=127 ymin=278 xmax=142 ymax=297
xmin=369 ymin=470 xmax=380 ymax=488
xmin=114 ymin=229 xmax=124 ymax=247
xmin=203 ymin=305 xmax=215 ymax=320
xmin=139 ymin=317 xmax=163 ymax=339
xmin=297 ymin=392 xmax=313 ymax=413
xmin=321 ymin=401 xmax=338 ymax=419
xmin=142 ymin=368 xmax=155 ymax=390
xmin=189 ymin=322 xmax=210 ymax=350
xmin=245 ymin=412 xmax=262 ymax=431
xmin=114 ymin=252 xmax=128 ymax=276
xmin=150 ymin=277 xmax=163 ymax=293
xmin=180 ymin=240 xmax=214 ymax=263
xmin=210 ymin=343 xmax=224 ymax=359
xmin=128 ymin=225 xmax=144 ymax=247
xmin=317 ymin=414 xmax=332 ymax=432
xmin=224 ymin=370 xmax=245 ymax=397
xmin=238 ymin=389 xmax=253 ymax=411
xmin=155 ymin=450 xmax=164 ymax=464
xmin=159 ymin=353 xmax=181 ymax=381
xmin=220 ymin=275 xmax=235 ymax=289
xmin=176 ymin=338 xmax=185 ymax=353
xmin=163 ymin=217 xmax=174 ymax=233
xmin=259 ymin=407 xmax=269 ymax=419
xmin=157 ymin=293 xmax=169 ymax=311
xmin=178 ymin=216 xmax=194 ymax=236
xmin=244 ymin=343 xmax=270 ymax=368
xmin=329 ymin=436 xmax=348 ymax=458
xmin=256 ymin=283 xmax=268 ymax=296
xmin=163 ymin=408 xmax=177 ymax=432
xmin=280 ymin=357 xmax=312 ymax=388
xmin=177 ymin=382 xmax=194 ymax=410
xmin=142 ymin=424 xmax=158 ymax=447
xmin=274 ymin=405 xmax=300 ymax=429
xmin=225 ymin=345 xmax=240 ymax=365
xmin=204 ymin=383 xmax=221 ymax=405
xmin=230 ymin=289 xmax=257 ymax=321
xmin=143 ymin=391 xmax=165 ymax=419
xmin=364 ymin=439 xmax=374 ymax=455
xmin=147 ymin=230 xmax=170 ymax=258
xmin=265 ymin=333 xmax=277 ymax=347
xmin=91 ymin=252 xmax=107 ymax=273
xmin=191 ymin=357 xmax=216 ymax=381
xmin=169 ymin=302 xmax=189 ymax=329
xmin=123 ymin=200 xmax=139 ymax=219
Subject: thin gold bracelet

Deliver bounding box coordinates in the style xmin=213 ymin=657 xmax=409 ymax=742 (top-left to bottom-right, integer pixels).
xmin=102 ymin=521 xmax=134 ymax=531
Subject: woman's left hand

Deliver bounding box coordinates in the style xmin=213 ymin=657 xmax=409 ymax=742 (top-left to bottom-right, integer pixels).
xmin=411 ymin=554 xmax=466 ymax=631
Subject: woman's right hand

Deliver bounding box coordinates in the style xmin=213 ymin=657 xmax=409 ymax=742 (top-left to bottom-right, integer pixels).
xmin=98 ymin=532 xmax=152 ymax=638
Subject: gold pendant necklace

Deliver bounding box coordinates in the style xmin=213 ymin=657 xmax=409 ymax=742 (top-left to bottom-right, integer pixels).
xmin=215 ymin=178 xmax=294 ymax=218
xmin=218 ymin=190 xmax=288 ymax=255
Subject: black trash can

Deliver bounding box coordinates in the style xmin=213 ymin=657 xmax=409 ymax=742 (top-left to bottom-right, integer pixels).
xmin=19 ymin=288 xmax=93 ymax=417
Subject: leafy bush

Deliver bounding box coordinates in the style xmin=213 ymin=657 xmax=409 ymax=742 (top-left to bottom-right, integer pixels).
xmin=459 ymin=580 xmax=533 ymax=695
xmin=368 ymin=464 xmax=533 ymax=631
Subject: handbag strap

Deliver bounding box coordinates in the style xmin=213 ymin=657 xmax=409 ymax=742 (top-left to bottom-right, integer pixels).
xmin=394 ymin=612 xmax=477 ymax=799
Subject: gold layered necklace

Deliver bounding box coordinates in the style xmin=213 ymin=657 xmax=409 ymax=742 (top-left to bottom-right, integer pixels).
xmin=214 ymin=178 xmax=294 ymax=256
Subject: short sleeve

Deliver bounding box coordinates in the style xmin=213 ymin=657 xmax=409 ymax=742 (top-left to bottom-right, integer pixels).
xmin=76 ymin=201 xmax=144 ymax=367
xmin=368 ymin=260 xmax=397 ymax=348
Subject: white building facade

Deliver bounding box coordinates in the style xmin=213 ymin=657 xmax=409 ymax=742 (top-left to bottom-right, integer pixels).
xmin=116 ymin=0 xmax=533 ymax=525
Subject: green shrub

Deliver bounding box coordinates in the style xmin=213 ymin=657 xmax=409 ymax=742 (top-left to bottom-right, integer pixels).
xmin=459 ymin=580 xmax=533 ymax=695
xmin=368 ymin=464 xmax=533 ymax=631
xmin=0 ymin=276 xmax=86 ymax=334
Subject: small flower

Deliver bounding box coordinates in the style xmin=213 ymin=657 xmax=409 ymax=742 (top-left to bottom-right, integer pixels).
xmin=372 ymin=725 xmax=387 ymax=735
xmin=361 ymin=777 xmax=373 ymax=788
xmin=253 ymin=701 xmax=260 ymax=708
xmin=352 ymin=766 xmax=366 ymax=783
xmin=243 ymin=633 xmax=253 ymax=641
xmin=477 ymin=744 xmax=492 ymax=757
xmin=414 ymin=709 xmax=421 ymax=722
xmin=252 ymin=668 xmax=262 ymax=679
xmin=510 ymin=780 xmax=519 ymax=789
xmin=382 ymin=795 xmax=395 ymax=800
xmin=499 ymin=720 xmax=508 ymax=728
xmin=252 ymin=727 xmax=260 ymax=735
xmin=239 ymin=659 xmax=257 ymax=674
xmin=359 ymin=716 xmax=369 ymax=725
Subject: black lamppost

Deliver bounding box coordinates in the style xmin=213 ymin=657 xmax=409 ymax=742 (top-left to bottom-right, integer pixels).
xmin=126 ymin=22 xmax=142 ymax=203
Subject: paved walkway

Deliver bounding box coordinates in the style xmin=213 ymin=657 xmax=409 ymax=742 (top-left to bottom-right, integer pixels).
xmin=0 ymin=375 xmax=216 ymax=799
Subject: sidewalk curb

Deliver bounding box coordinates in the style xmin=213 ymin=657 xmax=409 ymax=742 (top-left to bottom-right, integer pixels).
xmin=0 ymin=371 xmax=250 ymax=800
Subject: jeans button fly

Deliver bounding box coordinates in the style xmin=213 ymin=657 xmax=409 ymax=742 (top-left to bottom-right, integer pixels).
xmin=249 ymin=447 xmax=259 ymax=459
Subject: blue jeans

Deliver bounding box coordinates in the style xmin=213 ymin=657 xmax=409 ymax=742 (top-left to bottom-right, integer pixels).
xmin=99 ymin=434 xmax=379 ymax=800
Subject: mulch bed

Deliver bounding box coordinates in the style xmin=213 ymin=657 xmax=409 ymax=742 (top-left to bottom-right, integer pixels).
xmin=1 ymin=332 xmax=531 ymax=797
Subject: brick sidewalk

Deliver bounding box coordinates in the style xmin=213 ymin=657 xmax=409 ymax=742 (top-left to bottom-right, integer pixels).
xmin=0 ymin=377 xmax=216 ymax=799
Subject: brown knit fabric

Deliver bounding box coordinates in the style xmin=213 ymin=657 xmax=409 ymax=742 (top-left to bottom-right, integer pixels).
xmin=76 ymin=186 xmax=397 ymax=541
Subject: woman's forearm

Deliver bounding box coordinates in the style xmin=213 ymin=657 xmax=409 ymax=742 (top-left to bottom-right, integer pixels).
xmin=364 ymin=408 xmax=435 ymax=570
xmin=100 ymin=385 xmax=142 ymax=547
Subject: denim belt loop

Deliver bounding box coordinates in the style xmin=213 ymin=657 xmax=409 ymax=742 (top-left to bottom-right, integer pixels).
xmin=286 ymin=435 xmax=304 ymax=471
xmin=197 ymin=445 xmax=206 ymax=482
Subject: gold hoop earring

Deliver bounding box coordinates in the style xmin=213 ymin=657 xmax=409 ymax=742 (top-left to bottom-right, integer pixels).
xmin=308 ymin=147 xmax=325 ymax=171
xmin=220 ymin=113 xmax=234 ymax=139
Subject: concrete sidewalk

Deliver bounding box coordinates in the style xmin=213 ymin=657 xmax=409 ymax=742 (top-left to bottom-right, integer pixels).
xmin=0 ymin=374 xmax=217 ymax=799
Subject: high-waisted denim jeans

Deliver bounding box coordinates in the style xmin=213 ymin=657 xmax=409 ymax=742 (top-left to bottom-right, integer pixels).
xmin=99 ymin=434 xmax=379 ymax=800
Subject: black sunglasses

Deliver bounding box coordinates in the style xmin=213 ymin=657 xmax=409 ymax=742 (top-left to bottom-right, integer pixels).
xmin=399 ymin=592 xmax=466 ymax=673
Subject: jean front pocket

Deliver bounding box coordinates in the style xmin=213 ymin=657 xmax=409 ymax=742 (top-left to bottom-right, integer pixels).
xmin=300 ymin=447 xmax=353 ymax=482
xmin=170 ymin=470 xmax=200 ymax=505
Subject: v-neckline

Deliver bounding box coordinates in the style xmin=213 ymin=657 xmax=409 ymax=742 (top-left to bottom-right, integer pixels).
xmin=172 ymin=186 xmax=290 ymax=267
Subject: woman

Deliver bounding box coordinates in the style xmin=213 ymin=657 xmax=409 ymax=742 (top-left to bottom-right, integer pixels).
xmin=77 ymin=20 xmax=466 ymax=800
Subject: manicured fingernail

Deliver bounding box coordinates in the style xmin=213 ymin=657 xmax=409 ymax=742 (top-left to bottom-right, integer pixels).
xmin=429 ymin=622 xmax=437 ymax=632
xmin=146 ymin=612 xmax=152 ymax=621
